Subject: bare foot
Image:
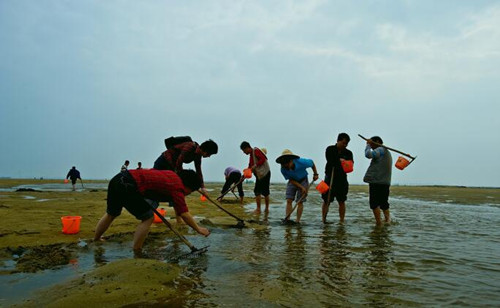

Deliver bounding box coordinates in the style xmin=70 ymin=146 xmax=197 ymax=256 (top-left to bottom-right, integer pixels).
xmin=253 ymin=209 xmax=261 ymax=214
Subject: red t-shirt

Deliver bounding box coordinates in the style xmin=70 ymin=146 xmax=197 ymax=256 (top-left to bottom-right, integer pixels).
xmin=128 ymin=169 xmax=189 ymax=215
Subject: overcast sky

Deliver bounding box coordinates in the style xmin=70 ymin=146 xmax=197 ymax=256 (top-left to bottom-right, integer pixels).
xmin=1 ymin=0 xmax=499 ymax=187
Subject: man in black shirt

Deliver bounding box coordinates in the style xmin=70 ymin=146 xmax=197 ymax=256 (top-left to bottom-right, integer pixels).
xmin=322 ymin=133 xmax=353 ymax=223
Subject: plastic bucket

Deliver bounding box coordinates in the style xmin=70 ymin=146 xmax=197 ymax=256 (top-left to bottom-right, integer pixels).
xmin=200 ymin=195 xmax=207 ymax=201
xmin=395 ymin=156 xmax=410 ymax=170
xmin=153 ymin=208 xmax=166 ymax=223
xmin=243 ymin=168 xmax=252 ymax=179
xmin=61 ymin=216 xmax=82 ymax=234
xmin=64 ymin=179 xmax=69 ymax=184
xmin=316 ymin=181 xmax=329 ymax=194
xmin=341 ymin=160 xmax=354 ymax=173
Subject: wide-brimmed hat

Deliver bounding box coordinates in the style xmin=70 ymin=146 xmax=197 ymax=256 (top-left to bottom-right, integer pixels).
xmin=276 ymin=149 xmax=300 ymax=164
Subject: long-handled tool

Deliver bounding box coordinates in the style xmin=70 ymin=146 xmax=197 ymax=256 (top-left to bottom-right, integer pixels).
xmin=323 ymin=167 xmax=335 ymax=221
xmin=198 ymin=190 xmax=246 ymax=228
xmin=79 ymin=179 xmax=85 ymax=189
xmin=149 ymin=204 xmax=209 ymax=258
xmin=358 ymin=134 xmax=417 ymax=164
xmin=281 ymin=180 xmax=316 ymax=223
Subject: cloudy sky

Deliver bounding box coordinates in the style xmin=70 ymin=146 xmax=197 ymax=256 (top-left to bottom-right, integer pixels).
xmin=1 ymin=0 xmax=499 ymax=187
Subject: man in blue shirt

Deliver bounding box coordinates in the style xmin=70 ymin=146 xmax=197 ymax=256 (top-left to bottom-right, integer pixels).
xmin=276 ymin=149 xmax=319 ymax=223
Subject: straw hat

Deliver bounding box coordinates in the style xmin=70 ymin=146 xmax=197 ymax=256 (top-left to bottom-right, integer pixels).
xmin=261 ymin=148 xmax=267 ymax=155
xmin=276 ymin=149 xmax=299 ymax=164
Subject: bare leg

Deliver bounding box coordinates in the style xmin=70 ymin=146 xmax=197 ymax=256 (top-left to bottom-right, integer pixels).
xmin=285 ymin=199 xmax=293 ymax=220
xmin=338 ymin=201 xmax=346 ymax=223
xmin=255 ymin=195 xmax=262 ymax=213
xmin=94 ymin=213 xmax=116 ymax=241
xmin=133 ymin=217 xmax=154 ymax=251
xmin=372 ymin=207 xmax=382 ymax=225
xmin=296 ymin=202 xmax=304 ymax=223
xmin=322 ymin=202 xmax=329 ymax=223
xmin=383 ymin=209 xmax=391 ymax=223
xmin=264 ymin=195 xmax=270 ymax=213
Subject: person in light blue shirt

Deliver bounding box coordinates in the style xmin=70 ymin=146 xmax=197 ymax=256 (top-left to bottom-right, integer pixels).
xmin=276 ymin=149 xmax=319 ymax=223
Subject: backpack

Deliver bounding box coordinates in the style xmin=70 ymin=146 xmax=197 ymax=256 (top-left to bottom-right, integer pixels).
xmin=164 ymin=136 xmax=193 ymax=149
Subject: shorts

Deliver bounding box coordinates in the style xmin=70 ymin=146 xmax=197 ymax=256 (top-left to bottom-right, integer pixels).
xmin=254 ymin=171 xmax=271 ymax=197
xmin=286 ymin=178 xmax=309 ymax=202
xmin=321 ymin=178 xmax=348 ymax=203
xmin=106 ymin=172 xmax=158 ymax=220
xmin=369 ymin=183 xmax=390 ymax=210
xmin=71 ymin=178 xmax=77 ymax=185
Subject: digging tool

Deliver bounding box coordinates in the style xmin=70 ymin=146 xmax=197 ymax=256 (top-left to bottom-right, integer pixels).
xmin=149 ymin=204 xmax=209 ymax=258
xmin=80 ymin=179 xmax=85 ymax=189
xmin=322 ymin=166 xmax=335 ymax=222
xmin=358 ymin=134 xmax=417 ymax=164
xmin=282 ymin=180 xmax=316 ymax=223
xmin=198 ymin=190 xmax=246 ymax=228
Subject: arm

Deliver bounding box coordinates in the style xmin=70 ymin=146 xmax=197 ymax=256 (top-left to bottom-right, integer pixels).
xmin=311 ymin=163 xmax=319 ymax=182
xmin=180 ymin=212 xmax=210 ymax=236
xmin=365 ymin=144 xmax=385 ymax=159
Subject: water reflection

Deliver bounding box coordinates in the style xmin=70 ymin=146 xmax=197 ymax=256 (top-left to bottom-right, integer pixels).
xmin=363 ymin=225 xmax=395 ymax=306
xmin=318 ymin=224 xmax=353 ymax=304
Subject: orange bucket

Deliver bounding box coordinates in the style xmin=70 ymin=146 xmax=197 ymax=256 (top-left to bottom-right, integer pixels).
xmin=316 ymin=181 xmax=329 ymax=194
xmin=64 ymin=179 xmax=69 ymax=184
xmin=395 ymin=156 xmax=410 ymax=170
xmin=243 ymin=168 xmax=252 ymax=179
xmin=341 ymin=160 xmax=354 ymax=173
xmin=61 ymin=216 xmax=82 ymax=234
xmin=153 ymin=208 xmax=166 ymax=223
xmin=200 ymin=195 xmax=207 ymax=201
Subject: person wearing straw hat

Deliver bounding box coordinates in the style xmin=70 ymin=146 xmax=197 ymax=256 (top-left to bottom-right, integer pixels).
xmin=276 ymin=149 xmax=319 ymax=223
xmin=93 ymin=169 xmax=210 ymax=253
xmin=321 ymin=133 xmax=354 ymax=224
xmin=364 ymin=136 xmax=392 ymax=225
xmin=240 ymin=141 xmax=271 ymax=214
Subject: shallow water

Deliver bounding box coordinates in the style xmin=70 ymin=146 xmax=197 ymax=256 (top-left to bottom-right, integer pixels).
xmin=1 ymin=185 xmax=500 ymax=306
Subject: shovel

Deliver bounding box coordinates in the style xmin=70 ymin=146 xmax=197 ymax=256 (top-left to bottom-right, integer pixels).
xmin=149 ymin=204 xmax=209 ymax=259
xmin=217 ymin=175 xmax=245 ymax=201
xmin=198 ymin=190 xmax=246 ymax=228
xmin=281 ymin=180 xmax=316 ymax=224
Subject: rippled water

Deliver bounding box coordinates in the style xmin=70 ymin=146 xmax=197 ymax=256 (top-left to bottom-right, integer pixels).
xmin=1 ymin=185 xmax=500 ymax=306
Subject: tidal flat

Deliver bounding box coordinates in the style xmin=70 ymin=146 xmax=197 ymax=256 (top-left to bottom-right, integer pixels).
xmin=0 ymin=179 xmax=499 ymax=307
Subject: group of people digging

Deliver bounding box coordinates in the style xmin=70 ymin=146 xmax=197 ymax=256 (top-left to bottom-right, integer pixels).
xmin=93 ymin=133 xmax=393 ymax=252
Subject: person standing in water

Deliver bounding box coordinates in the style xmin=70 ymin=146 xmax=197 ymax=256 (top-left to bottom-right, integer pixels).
xmin=321 ymin=133 xmax=354 ymax=224
xmin=240 ymin=141 xmax=271 ymax=214
xmin=363 ymin=136 xmax=392 ymax=225
xmin=66 ymin=166 xmax=81 ymax=191
xmin=217 ymin=167 xmax=244 ymax=204
xmin=276 ymin=149 xmax=319 ymax=223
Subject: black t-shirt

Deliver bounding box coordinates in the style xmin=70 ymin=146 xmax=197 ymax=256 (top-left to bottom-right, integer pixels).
xmin=324 ymin=145 xmax=353 ymax=183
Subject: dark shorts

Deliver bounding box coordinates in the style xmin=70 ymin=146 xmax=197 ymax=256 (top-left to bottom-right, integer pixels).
xmin=369 ymin=183 xmax=390 ymax=210
xmin=221 ymin=171 xmax=244 ymax=197
xmin=254 ymin=171 xmax=271 ymax=197
xmin=70 ymin=178 xmax=77 ymax=185
xmin=321 ymin=178 xmax=348 ymax=203
xmin=153 ymin=154 xmax=174 ymax=170
xmin=106 ymin=172 xmax=158 ymax=220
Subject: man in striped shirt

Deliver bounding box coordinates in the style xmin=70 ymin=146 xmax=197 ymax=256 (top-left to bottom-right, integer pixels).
xmin=94 ymin=169 xmax=210 ymax=252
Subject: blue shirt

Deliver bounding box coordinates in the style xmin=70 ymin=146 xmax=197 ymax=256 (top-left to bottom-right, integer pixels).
xmin=281 ymin=158 xmax=314 ymax=181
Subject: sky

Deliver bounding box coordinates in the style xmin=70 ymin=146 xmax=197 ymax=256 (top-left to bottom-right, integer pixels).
xmin=1 ymin=0 xmax=499 ymax=187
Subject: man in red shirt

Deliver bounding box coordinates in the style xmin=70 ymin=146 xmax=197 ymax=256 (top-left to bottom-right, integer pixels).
xmin=153 ymin=139 xmax=218 ymax=194
xmin=240 ymin=141 xmax=271 ymax=213
xmin=94 ymin=169 xmax=210 ymax=252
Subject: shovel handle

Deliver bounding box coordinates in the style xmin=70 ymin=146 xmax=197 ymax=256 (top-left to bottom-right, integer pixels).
xmin=198 ymin=190 xmax=245 ymax=224
xmin=150 ymin=206 xmax=197 ymax=251
xmin=358 ymin=134 xmax=416 ymax=160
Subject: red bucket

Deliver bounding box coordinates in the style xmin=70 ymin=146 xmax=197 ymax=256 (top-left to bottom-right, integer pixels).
xmin=316 ymin=181 xmax=329 ymax=194
xmin=243 ymin=168 xmax=252 ymax=179
xmin=61 ymin=216 xmax=82 ymax=234
xmin=341 ymin=160 xmax=354 ymax=173
xmin=395 ymin=156 xmax=410 ymax=170
xmin=153 ymin=208 xmax=166 ymax=223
